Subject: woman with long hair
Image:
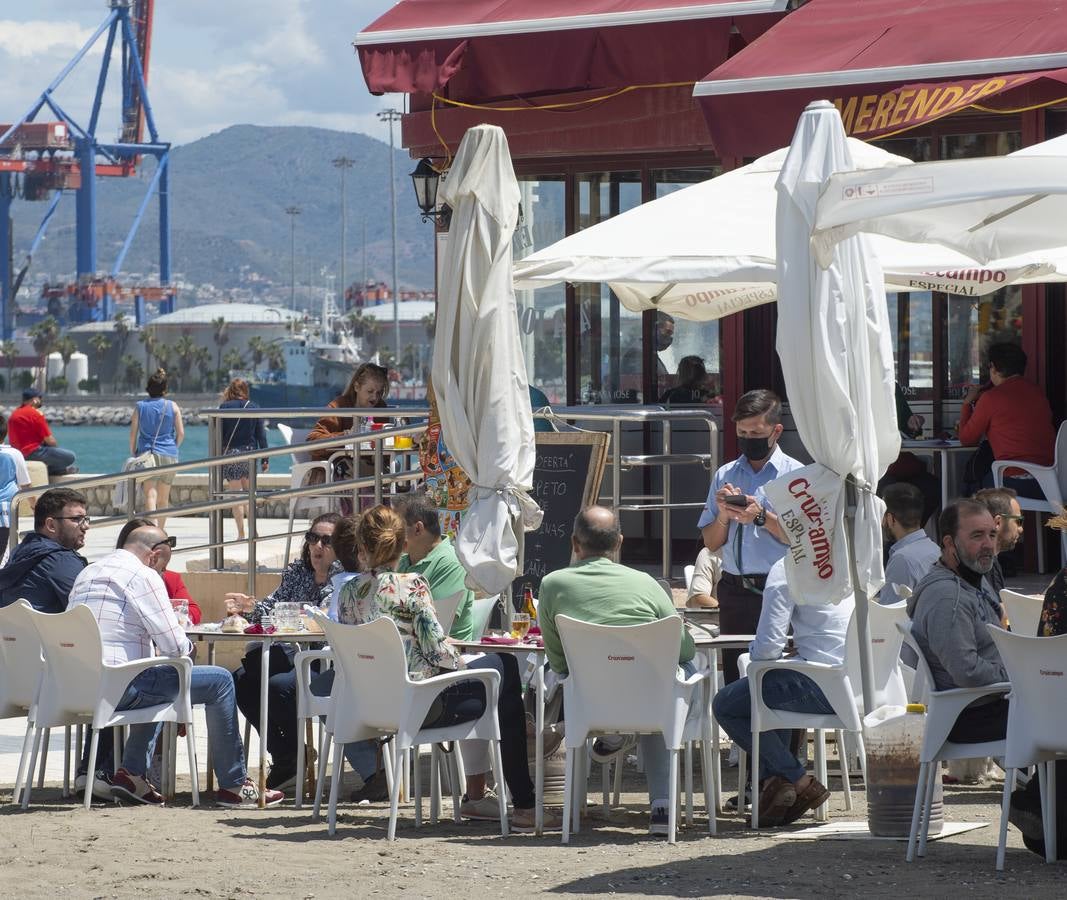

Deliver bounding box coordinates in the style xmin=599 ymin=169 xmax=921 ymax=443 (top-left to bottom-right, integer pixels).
xmin=129 ymin=368 xmax=183 ymax=530
xmin=219 ymin=378 xmax=268 ymax=541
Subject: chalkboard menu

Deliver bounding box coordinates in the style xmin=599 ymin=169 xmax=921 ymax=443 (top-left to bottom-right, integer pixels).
xmin=510 ymin=432 xmax=610 ymax=608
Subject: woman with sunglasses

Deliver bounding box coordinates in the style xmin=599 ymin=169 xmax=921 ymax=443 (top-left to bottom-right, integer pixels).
xmin=226 ymin=511 xmax=343 ymax=791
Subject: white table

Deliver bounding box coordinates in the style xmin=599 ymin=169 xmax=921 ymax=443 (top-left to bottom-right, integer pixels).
xmin=901 ymin=438 xmax=971 ymax=509
xmin=185 ymin=627 xmax=324 ymax=807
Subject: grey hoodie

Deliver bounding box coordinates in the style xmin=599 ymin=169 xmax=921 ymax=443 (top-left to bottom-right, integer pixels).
xmin=906 ymin=560 xmax=1007 ymax=695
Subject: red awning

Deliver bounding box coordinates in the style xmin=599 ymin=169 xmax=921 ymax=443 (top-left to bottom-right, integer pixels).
xmin=356 ymin=0 xmax=787 ymax=99
xmin=693 ymin=0 xmax=1067 ymax=157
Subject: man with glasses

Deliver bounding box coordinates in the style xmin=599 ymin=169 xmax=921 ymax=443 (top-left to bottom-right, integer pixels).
xmin=0 ymin=487 xmax=88 ymax=614
xmin=116 ymin=517 xmax=201 ymax=625
xmin=974 ymin=486 xmax=1024 ymax=605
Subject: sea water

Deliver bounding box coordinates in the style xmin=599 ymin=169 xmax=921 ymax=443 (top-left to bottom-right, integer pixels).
xmin=49 ymin=424 xmax=292 ymax=475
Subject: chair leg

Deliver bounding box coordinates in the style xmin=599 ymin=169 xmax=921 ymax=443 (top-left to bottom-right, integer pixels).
xmin=295 ymin=717 xmax=307 ymax=811
xmin=327 ymin=740 xmax=343 ymax=837
xmin=83 ymin=729 xmax=101 ymax=811
xmin=387 ymin=741 xmax=405 ymax=841
xmin=186 ymin=721 xmax=200 ymax=808
xmin=701 ymin=736 xmax=718 ymax=835
xmin=413 ymin=744 xmax=423 ymax=828
xmin=21 ymin=728 xmax=45 ymax=809
xmin=750 ymin=729 xmax=760 ymax=830
xmin=14 ymin=716 xmax=37 ymax=806
xmin=572 ymin=745 xmax=585 ymax=835
xmin=612 ymin=751 xmax=623 ymax=808
xmin=814 ymin=730 xmax=829 ymax=822
xmin=838 ymin=730 xmax=853 ymax=811
xmin=996 ymin=767 xmax=1014 ymax=871
xmin=62 ymin=726 xmax=72 ymax=798
xmin=685 ymin=743 xmax=694 ymax=827
xmin=312 ymin=732 xmax=331 ymax=820
xmin=668 ymin=748 xmax=679 ymax=845
xmin=491 ymin=739 xmax=508 ymax=837
xmin=906 ymin=761 xmax=928 ymax=862
xmin=448 ymin=750 xmax=463 ymax=825
xmin=918 ymin=760 xmax=938 ymax=857
xmin=37 ymin=727 xmax=50 ymax=788
xmin=562 ymin=747 xmax=574 ymax=844
xmin=382 ymin=741 xmax=395 ymax=796
xmin=601 ymin=760 xmax=610 ymax=814
xmin=429 ymin=745 xmax=441 ymax=825
xmin=1047 ymin=761 xmax=1058 ymax=863
xmin=737 ymin=749 xmax=748 ymax=820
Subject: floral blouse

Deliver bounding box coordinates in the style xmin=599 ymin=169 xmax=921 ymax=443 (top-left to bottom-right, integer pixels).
xmin=249 ymin=559 xmax=344 ymax=625
xmin=337 ymin=569 xmax=461 ymax=680
xmin=1039 ymin=568 xmax=1067 ymax=637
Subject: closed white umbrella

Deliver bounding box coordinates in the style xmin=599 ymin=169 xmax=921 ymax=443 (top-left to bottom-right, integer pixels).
xmin=763 ymin=101 xmax=900 ymax=713
xmin=432 ymin=124 xmax=542 ymax=596
xmin=513 ymin=140 xmax=1061 ymax=322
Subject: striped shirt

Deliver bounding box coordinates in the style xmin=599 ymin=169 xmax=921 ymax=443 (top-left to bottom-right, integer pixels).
xmin=70 ymin=548 xmax=192 ymax=664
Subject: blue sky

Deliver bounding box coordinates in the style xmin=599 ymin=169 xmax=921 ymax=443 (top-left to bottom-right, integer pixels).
xmin=1 ymin=1 xmax=401 ymax=145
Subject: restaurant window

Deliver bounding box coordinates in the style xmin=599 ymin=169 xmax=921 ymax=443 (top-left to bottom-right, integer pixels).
xmin=651 ymin=167 xmax=721 ymax=405
xmin=946 ymin=286 xmax=1023 ymax=398
xmin=513 ymin=176 xmax=566 ymax=404
xmin=574 ymin=171 xmax=642 ymax=404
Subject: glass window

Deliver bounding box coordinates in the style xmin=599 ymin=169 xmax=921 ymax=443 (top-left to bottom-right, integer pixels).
xmin=514 ymin=177 xmax=566 ymax=404
xmin=941 ymin=131 xmax=1021 ymax=159
xmin=574 ymin=171 xmax=642 ymax=404
xmin=875 ymin=136 xmax=933 ymax=162
xmin=945 ymin=286 xmax=1023 ymax=398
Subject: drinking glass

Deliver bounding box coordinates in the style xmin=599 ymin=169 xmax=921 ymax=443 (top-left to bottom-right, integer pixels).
xmin=510 ymin=612 xmax=531 ymax=640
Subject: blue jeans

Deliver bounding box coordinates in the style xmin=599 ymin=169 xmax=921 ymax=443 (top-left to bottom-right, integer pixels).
xmin=117 ymin=664 xmax=246 ymax=790
xmin=712 ymin=668 xmax=834 ymax=784
xmin=27 ymin=444 xmax=76 ymax=475
xmin=309 ymin=669 xmax=378 ymax=780
xmin=639 ymin=660 xmax=698 ymax=806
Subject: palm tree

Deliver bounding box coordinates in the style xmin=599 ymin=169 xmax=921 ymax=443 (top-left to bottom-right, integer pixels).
xmin=194 ymin=346 xmax=212 ymax=392
xmin=247 ymin=335 xmax=267 ymax=371
xmin=139 ymin=328 xmax=157 ymax=372
xmin=155 ymin=342 xmax=172 ymax=374
xmin=52 ymin=336 xmax=77 ymax=394
xmin=122 ymin=355 xmax=144 ymax=392
xmin=1 ymin=340 xmax=19 ymax=394
xmin=88 ymin=333 xmax=111 ymax=391
xmin=173 ymin=335 xmax=197 ymax=391
xmin=265 ymin=340 xmax=285 ymax=373
xmin=113 ymin=311 xmax=131 ymax=359
xmin=211 ymin=317 xmax=229 ymax=389
xmin=223 ymin=348 xmax=245 ymax=377
xmin=28 ymin=316 xmax=60 ymax=390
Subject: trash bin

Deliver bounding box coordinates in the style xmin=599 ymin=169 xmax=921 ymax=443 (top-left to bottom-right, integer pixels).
xmin=864 ymin=703 xmax=943 ymax=837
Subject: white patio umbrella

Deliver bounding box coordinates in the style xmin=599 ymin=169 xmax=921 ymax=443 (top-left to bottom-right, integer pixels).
xmin=513 ymin=141 xmax=1062 ymax=322
xmin=762 ymin=101 xmax=900 ymax=714
xmin=431 ymin=124 xmax=542 ymax=596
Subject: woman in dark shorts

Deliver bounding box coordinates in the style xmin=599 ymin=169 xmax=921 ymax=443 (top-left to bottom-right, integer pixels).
xmin=219 ymin=378 xmax=268 ymax=541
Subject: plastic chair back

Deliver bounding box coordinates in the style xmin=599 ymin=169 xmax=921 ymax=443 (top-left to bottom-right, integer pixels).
xmin=897 ymin=619 xmax=934 ymax=702
xmin=288 ymin=427 xmax=316 ymax=465
xmin=556 ymin=615 xmax=686 ymax=745
xmin=1000 ymin=589 xmax=1044 ymax=638
xmin=893 ymin=583 xmax=913 ymax=601
xmin=28 ymin=605 xmax=107 ymax=728
xmin=469 ymin=595 xmax=497 ymax=638
xmin=868 ymin=601 xmax=909 ymax=707
xmin=655 ymin=577 xmax=673 ymax=599
xmin=0 ymin=599 xmax=43 ymax=717
xmin=432 ymin=591 xmax=465 ymax=637
xmin=276 ymin=423 xmax=294 ymax=446
xmin=987 ymin=626 xmax=1067 ymax=768
xmin=683 ymin=565 xmax=695 ymax=592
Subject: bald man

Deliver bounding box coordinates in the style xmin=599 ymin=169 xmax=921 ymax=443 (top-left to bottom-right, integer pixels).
xmin=538 ymin=505 xmax=696 ymax=837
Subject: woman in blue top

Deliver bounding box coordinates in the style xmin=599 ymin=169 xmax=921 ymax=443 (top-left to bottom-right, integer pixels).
xmin=219 ymin=378 xmax=268 ymax=541
xmin=128 ymin=368 xmax=183 ymax=529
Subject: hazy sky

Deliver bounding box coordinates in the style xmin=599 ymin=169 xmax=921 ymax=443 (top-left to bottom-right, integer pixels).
xmin=1 ymin=1 xmax=402 ymax=145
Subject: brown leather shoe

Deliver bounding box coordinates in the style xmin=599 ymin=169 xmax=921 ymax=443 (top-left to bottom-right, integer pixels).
xmin=781 ymin=774 xmax=831 ymax=825
xmin=754 ymin=775 xmax=797 ymax=827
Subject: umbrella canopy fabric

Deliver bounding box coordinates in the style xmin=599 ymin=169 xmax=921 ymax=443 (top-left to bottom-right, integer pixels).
xmin=763 ymin=100 xmax=900 ymax=712
xmin=512 ymin=139 xmax=1061 ymax=322
xmin=432 ymin=124 xmax=543 ymax=596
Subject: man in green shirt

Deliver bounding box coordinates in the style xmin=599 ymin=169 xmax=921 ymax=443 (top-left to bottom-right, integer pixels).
xmin=395 ymin=492 xmax=475 ymax=640
xmin=539 ymin=505 xmax=696 ymax=836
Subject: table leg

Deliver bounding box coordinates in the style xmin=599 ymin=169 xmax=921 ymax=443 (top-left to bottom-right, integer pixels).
xmin=710 ymin=648 xmax=722 ymax=813
xmin=206 ymin=641 xmax=216 ymax=795
xmin=939 ymin=450 xmax=950 ymax=512
xmin=259 ymin=638 xmax=269 ymax=808
xmin=535 ymin=650 xmax=545 ymax=836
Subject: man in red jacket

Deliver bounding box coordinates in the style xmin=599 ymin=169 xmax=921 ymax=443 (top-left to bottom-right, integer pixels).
xmin=958 ymin=342 xmax=1055 ymax=499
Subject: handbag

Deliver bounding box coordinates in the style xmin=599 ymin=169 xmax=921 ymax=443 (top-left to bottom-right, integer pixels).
xmin=111 ymin=401 xmax=167 ymax=508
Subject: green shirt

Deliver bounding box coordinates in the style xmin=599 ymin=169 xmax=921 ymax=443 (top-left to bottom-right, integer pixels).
xmin=398 ymin=537 xmax=475 ymax=641
xmin=538 ymin=556 xmax=695 ymax=676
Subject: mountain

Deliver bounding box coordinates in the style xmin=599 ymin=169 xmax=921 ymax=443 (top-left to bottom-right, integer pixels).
xmin=10 ymin=124 xmax=436 ymax=295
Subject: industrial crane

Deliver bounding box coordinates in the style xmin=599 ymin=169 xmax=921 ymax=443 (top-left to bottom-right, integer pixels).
xmin=0 ymin=0 xmax=176 ymax=339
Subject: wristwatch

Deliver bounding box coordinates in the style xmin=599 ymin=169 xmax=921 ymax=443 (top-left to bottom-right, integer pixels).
xmin=753 ymin=506 xmax=767 ymax=527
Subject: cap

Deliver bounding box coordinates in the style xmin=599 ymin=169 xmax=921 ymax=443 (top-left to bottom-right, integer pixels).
xmin=21 ymin=388 xmax=41 ymax=401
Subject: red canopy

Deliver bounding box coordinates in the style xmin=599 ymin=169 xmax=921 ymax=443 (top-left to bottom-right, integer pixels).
xmin=356 ymin=0 xmax=786 ymax=100
xmin=694 ymin=0 xmax=1067 ymax=157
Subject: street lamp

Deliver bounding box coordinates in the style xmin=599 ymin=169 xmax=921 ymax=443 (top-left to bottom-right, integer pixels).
xmin=284 ymin=205 xmax=301 ymax=312
xmin=332 ymin=156 xmax=354 ymax=308
xmin=377 ymin=107 xmax=402 ymax=364
xmin=410 ymin=157 xmax=451 ymax=228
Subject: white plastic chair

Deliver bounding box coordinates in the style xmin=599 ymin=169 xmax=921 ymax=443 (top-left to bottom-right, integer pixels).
xmin=742 ymin=609 xmax=865 ymax=829
xmin=283 ymin=426 xmax=340 ymax=564
xmin=469 ymin=595 xmax=498 ymax=638
xmin=316 ymin=615 xmax=508 ymax=839
xmin=897 ymin=620 xmax=1010 ymax=861
xmin=293 ymin=647 xmax=334 ymax=810
xmin=684 ymin=565 xmax=695 ymax=593
xmin=868 ymin=601 xmax=910 ymax=708
xmin=20 ymin=604 xmax=200 ymax=811
xmin=1000 ymin=589 xmax=1045 ymax=638
xmin=655 ymin=577 xmax=673 ymax=599
xmin=988 ymin=626 xmax=1067 ymax=869
xmin=992 ymin=421 xmax=1067 ymax=572
xmin=555 ymin=614 xmax=712 ymax=844
xmin=431 ymin=590 xmax=465 ymax=638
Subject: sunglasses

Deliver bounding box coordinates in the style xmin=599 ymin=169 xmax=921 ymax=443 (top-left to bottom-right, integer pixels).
xmin=53 ymin=515 xmax=91 ymax=527
xmin=152 ymin=536 xmax=178 ymax=550
xmin=305 ymin=532 xmax=333 ymax=547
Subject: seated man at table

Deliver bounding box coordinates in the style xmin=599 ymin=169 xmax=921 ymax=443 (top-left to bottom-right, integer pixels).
xmin=686 ymin=546 xmax=722 ymax=609
xmin=539 ymin=505 xmax=696 ymax=836
xmin=712 ymin=558 xmax=848 ymax=827
xmin=879 ymin=483 xmax=940 ymax=607
xmin=69 ymin=522 xmax=283 ymax=807
xmin=906 ymin=500 xmax=1009 ymax=743
xmin=958 ymin=342 xmax=1055 ymax=499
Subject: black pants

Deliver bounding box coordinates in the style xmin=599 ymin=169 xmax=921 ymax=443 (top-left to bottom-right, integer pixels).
xmin=717 ymin=577 xmax=765 ymax=686
xmin=1014 ymin=759 xmax=1067 ymax=859
xmin=947 ymin=697 xmax=1009 ymax=743
xmin=232 ymin=645 xmax=300 ymax=766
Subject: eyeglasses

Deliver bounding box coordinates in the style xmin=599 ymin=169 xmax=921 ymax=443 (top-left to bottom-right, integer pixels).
xmin=305 ymin=532 xmax=333 ymax=547
xmin=152 ymin=536 xmax=177 ymax=549
xmin=1003 ymin=515 xmax=1025 ymax=524
xmin=53 ymin=515 xmax=91 ymax=527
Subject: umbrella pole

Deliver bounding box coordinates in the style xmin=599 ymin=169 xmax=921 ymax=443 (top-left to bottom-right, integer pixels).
xmin=845 ymin=479 xmax=877 ymax=714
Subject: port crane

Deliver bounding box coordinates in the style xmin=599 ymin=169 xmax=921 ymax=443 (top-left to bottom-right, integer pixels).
xmin=0 ymin=0 xmax=175 ymax=339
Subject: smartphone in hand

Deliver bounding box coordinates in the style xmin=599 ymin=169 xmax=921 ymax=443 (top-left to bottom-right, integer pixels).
xmin=723 ymin=494 xmax=749 ymax=507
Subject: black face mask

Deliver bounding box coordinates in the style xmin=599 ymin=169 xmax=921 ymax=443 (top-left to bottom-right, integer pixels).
xmin=738 ymin=435 xmax=773 ymax=462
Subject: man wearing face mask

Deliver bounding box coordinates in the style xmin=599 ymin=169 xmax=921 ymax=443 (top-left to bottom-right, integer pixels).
xmin=698 ymin=389 xmax=801 ymax=686
xmin=906 ymin=499 xmax=1009 ymax=743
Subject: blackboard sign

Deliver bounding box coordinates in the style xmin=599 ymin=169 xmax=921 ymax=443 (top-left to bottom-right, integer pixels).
xmin=510 ymin=432 xmax=610 ymax=608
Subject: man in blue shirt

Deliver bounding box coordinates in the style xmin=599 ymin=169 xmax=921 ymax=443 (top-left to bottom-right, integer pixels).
xmin=880 ymin=482 xmax=940 ymax=606
xmin=698 ymin=389 xmax=801 ymax=685
xmin=712 ymin=558 xmax=850 ymax=827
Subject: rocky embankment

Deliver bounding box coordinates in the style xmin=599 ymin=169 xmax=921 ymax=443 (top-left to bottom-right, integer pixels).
xmin=0 ymin=404 xmax=211 ymax=426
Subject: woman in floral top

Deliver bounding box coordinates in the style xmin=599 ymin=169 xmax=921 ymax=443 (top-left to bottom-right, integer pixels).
xmin=328 ymin=504 xmax=554 ymax=830
xmin=228 ymin=512 xmax=342 ymax=791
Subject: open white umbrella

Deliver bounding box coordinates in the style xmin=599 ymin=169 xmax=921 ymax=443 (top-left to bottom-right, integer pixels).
xmin=762 ymin=101 xmax=900 ymax=714
xmin=513 ymin=140 xmax=1062 ymax=322
xmin=432 ymin=124 xmax=542 ymax=596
